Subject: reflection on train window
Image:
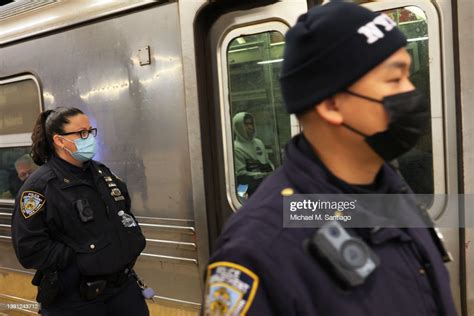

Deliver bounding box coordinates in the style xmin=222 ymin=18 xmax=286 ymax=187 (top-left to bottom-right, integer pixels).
xmin=384 ymin=7 xmax=434 ymax=198
xmin=227 ymin=31 xmax=290 ymax=202
xmin=0 ymin=79 xmax=40 ymax=135
xmin=0 ymin=147 xmax=37 ymax=200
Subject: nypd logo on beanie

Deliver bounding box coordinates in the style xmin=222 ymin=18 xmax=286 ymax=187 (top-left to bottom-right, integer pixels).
xmin=279 ymin=2 xmax=407 ymax=114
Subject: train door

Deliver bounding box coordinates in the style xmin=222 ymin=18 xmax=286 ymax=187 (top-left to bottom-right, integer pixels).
xmin=198 ymin=0 xmax=308 ymax=249
xmin=200 ymin=0 xmax=465 ymax=314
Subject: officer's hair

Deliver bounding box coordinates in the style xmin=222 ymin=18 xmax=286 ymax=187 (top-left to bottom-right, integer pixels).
xmin=31 ymin=107 xmax=84 ymax=165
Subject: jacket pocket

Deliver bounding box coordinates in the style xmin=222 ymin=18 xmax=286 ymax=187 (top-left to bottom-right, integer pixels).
xmin=74 ymin=236 xmax=122 ymax=276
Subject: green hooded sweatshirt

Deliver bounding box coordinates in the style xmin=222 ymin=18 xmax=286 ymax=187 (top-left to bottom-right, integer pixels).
xmin=232 ymin=112 xmax=274 ymax=182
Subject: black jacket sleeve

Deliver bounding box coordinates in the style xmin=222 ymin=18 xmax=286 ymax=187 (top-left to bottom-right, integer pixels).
xmin=11 ymin=181 xmax=74 ymax=271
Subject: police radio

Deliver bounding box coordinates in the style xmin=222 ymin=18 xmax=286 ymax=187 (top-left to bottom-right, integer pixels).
xmin=304 ymin=221 xmax=379 ymax=288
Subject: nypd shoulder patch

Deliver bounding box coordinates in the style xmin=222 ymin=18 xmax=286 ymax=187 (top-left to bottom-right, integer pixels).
xmin=205 ymin=261 xmax=259 ymax=316
xmin=20 ymin=191 xmax=46 ymax=219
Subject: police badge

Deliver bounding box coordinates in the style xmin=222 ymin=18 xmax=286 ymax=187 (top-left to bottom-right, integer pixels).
xmin=205 ymin=262 xmax=259 ymax=316
xmin=20 ymin=191 xmax=46 ymax=219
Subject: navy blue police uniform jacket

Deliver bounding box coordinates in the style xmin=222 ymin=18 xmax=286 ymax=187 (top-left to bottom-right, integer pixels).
xmin=203 ymin=134 xmax=456 ymax=316
xmin=11 ymin=155 xmax=146 ymax=282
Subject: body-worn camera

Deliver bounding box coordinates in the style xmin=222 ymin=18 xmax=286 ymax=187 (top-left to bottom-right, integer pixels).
xmin=305 ymin=221 xmax=379 ymax=288
xmin=74 ymin=199 xmax=94 ymax=223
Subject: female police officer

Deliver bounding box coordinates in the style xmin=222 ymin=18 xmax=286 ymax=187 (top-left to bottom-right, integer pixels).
xmin=11 ymin=107 xmax=149 ymax=315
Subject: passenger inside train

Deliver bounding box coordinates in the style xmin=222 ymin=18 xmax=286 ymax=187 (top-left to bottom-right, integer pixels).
xmin=0 ymin=152 xmax=38 ymax=199
xmin=232 ymin=112 xmax=274 ymax=199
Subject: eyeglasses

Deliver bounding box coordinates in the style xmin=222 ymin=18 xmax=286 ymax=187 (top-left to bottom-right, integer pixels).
xmin=59 ymin=128 xmax=98 ymax=139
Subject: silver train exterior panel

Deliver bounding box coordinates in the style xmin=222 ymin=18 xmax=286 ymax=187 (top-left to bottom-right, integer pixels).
xmin=0 ymin=1 xmax=205 ymax=308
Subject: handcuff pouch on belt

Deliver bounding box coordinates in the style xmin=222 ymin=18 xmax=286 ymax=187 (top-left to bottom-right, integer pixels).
xmin=79 ymin=279 xmax=107 ymax=300
xmin=79 ymin=266 xmax=132 ymax=300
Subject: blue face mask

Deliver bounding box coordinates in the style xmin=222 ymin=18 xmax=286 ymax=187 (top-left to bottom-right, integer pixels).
xmin=62 ymin=134 xmax=97 ymax=162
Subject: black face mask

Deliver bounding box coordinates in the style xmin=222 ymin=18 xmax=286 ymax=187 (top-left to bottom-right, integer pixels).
xmin=342 ymin=89 xmax=429 ymax=161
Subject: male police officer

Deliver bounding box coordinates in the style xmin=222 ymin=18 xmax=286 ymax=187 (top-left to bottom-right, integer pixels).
xmin=203 ymin=2 xmax=456 ymax=315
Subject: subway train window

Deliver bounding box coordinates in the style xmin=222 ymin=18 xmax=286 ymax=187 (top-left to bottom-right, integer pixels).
xmin=0 ymin=77 xmax=41 ymax=200
xmin=384 ymin=7 xmax=434 ymax=197
xmin=0 ymin=79 xmax=40 ymax=135
xmin=226 ymin=31 xmax=290 ymax=201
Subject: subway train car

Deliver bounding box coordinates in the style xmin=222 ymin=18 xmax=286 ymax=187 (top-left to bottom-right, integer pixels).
xmin=0 ymin=0 xmax=472 ymax=315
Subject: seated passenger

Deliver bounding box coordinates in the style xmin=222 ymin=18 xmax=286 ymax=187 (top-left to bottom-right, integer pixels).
xmin=1 ymin=154 xmax=38 ymax=199
xmin=232 ymin=112 xmax=274 ymax=198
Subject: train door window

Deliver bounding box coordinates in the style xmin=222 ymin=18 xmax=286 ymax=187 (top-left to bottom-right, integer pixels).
xmin=0 ymin=76 xmax=42 ymax=200
xmin=222 ymin=25 xmax=295 ymax=207
xmin=371 ymin=5 xmax=444 ymax=210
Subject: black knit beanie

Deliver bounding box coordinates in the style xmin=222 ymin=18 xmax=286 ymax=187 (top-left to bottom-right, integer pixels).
xmin=279 ymin=1 xmax=407 ymax=114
